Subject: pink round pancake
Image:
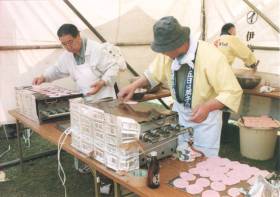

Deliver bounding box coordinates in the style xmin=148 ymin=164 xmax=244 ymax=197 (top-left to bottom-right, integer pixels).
xmin=196 ymin=178 xmax=210 ymax=187
xmin=188 ymin=167 xmax=201 ymax=174
xmin=257 ymin=170 xmax=270 ymax=177
xmin=180 ymin=172 xmax=196 ymax=181
xmin=202 ymin=190 xmax=220 ymax=197
xmin=219 ymin=158 xmax=231 ymax=166
xmin=173 ymin=178 xmax=189 ymax=189
xmin=222 ymin=176 xmax=240 ymax=186
xmin=199 ymin=169 xmax=211 ymax=177
xmin=249 ymin=167 xmax=261 ymax=175
xmin=209 ymin=173 xmax=227 ymax=182
xmin=186 ymin=184 xmax=203 ymax=194
xmin=227 ymin=161 xmax=241 ymax=169
xmin=196 ymin=161 xmax=210 ymax=169
xmin=212 ymin=166 xmax=230 ymax=174
xmin=211 ymin=181 xmax=226 ymax=191
xmin=227 ymin=187 xmax=241 ymax=197
xmin=238 ymin=171 xmax=252 ymax=180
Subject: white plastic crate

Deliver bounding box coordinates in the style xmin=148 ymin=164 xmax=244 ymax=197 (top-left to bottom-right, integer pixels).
xmin=79 ymin=114 xmax=94 ymax=137
xmin=105 ymin=143 xmax=139 ymax=157
xmin=104 ymin=125 xmax=118 ymax=136
xmin=117 ymin=116 xmax=140 ymax=131
xmin=94 ymin=138 xmax=105 ymax=150
xmin=119 ymin=155 xmax=139 ymax=172
xmin=104 ymin=125 xmax=139 ymax=143
xmin=79 ymin=104 xmax=105 ymax=123
xmin=105 ymin=134 xmax=121 ymax=146
xmin=106 ymin=152 xmax=139 ymax=172
xmin=105 ymin=113 xmax=118 ymax=126
xmin=71 ymin=132 xmax=81 ymax=151
xmin=93 ymin=146 xmax=106 ymax=164
xmin=70 ymin=111 xmax=80 ymax=131
xmin=92 ymin=121 xmax=104 ymax=131
xmin=80 ymin=138 xmax=94 ymax=156
xmin=94 ymin=130 xmax=105 ymax=142
xmin=15 ymin=89 xmax=38 ymax=122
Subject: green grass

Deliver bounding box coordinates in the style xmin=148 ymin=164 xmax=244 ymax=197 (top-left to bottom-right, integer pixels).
xmin=0 ymin=131 xmax=94 ymax=197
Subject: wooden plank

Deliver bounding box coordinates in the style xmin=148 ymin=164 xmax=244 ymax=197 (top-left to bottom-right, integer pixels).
xmin=141 ymin=86 xmax=280 ymax=101
xmin=141 ymin=89 xmax=171 ymax=102
xmin=243 ymin=84 xmax=280 ymax=99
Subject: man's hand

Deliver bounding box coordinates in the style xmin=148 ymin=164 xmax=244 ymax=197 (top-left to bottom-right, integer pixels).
xmin=190 ymin=104 xmax=210 ymax=123
xmin=190 ymin=99 xmax=225 ymax=123
xmin=32 ymin=75 xmax=46 ymax=85
xmin=117 ymin=84 xmax=136 ymax=102
xmin=247 ymin=60 xmax=259 ymax=73
xmin=87 ymin=80 xmax=106 ymax=95
xmin=118 ymin=76 xmax=150 ymax=102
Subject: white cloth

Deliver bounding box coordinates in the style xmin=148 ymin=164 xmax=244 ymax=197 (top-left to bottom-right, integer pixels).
xmin=171 ymin=37 xmax=197 ymax=71
xmin=43 ymin=39 xmax=121 ymax=99
xmin=73 ymin=61 xmax=116 ymax=100
xmin=173 ymin=101 xmax=223 ymax=156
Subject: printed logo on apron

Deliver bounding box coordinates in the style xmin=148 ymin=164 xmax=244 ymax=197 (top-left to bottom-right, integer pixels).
xmin=171 ymin=66 xmax=194 ymax=108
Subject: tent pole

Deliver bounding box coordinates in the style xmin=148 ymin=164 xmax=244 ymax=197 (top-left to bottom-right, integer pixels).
xmin=248 ymin=45 xmax=280 ymax=51
xmin=63 ymin=0 xmax=106 ymax=42
xmin=242 ymin=0 xmax=280 ymax=33
xmin=115 ymin=42 xmax=150 ymax=46
xmin=0 ymin=43 xmax=151 ymax=51
xmin=201 ymin=0 xmax=206 ymax=40
xmin=0 ymin=44 xmax=62 ymax=51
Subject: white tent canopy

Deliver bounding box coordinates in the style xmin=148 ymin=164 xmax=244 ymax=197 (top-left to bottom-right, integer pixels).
xmin=0 ymin=0 xmax=279 ymax=124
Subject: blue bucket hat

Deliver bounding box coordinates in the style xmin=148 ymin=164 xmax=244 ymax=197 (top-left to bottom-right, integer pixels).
xmin=151 ymin=16 xmax=190 ymax=53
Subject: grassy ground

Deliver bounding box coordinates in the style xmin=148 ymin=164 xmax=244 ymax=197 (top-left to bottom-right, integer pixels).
xmin=0 ymin=124 xmax=277 ymax=197
xmin=0 ymin=130 xmax=94 ymax=197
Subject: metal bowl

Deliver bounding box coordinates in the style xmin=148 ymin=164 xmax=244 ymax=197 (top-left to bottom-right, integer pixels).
xmin=235 ymin=74 xmax=261 ymax=89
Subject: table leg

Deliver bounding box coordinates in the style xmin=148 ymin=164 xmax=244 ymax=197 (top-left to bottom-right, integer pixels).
xmin=114 ymin=182 xmax=121 ymax=197
xmin=90 ymin=167 xmax=101 ymax=197
xmin=16 ymin=120 xmax=24 ymax=172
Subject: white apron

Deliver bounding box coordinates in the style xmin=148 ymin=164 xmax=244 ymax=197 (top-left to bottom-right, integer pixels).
xmin=73 ymin=62 xmax=116 ymax=101
xmin=173 ymin=101 xmax=223 ymax=157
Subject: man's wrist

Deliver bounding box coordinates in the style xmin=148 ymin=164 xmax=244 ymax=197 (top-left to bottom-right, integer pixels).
xmin=100 ymin=79 xmax=107 ymax=86
xmin=247 ymin=63 xmax=257 ymax=69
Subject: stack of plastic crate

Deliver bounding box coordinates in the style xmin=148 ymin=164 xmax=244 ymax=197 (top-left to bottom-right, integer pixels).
xmin=70 ymin=98 xmax=140 ymax=172
xmin=15 ymin=88 xmax=39 ymax=122
xmin=70 ymin=98 xmax=104 ymax=157
xmin=103 ymin=114 xmax=140 ymax=171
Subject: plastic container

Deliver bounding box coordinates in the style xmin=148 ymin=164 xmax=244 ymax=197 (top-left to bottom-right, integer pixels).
xmin=128 ymin=169 xmax=147 ymax=187
xmin=238 ymin=120 xmax=278 ymax=160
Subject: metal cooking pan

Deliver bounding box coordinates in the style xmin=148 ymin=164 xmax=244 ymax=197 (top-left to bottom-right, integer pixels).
xmin=235 ymin=73 xmax=262 ymax=89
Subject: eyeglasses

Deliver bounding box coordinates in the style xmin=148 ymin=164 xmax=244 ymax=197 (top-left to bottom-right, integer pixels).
xmin=61 ymin=39 xmax=74 ymax=47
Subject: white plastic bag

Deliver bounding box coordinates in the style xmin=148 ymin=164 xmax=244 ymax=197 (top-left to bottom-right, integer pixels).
xmin=249 ymin=176 xmax=280 ymax=197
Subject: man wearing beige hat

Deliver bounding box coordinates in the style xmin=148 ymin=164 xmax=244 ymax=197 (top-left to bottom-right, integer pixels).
xmin=118 ymin=16 xmax=242 ymax=156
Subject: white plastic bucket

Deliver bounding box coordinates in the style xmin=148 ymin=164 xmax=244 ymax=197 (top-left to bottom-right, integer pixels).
xmin=238 ymin=120 xmax=278 ymax=160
